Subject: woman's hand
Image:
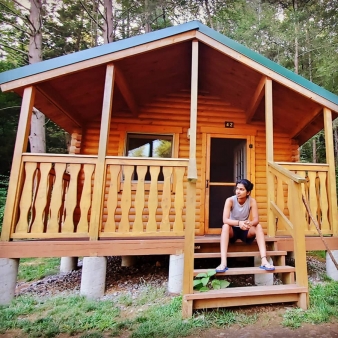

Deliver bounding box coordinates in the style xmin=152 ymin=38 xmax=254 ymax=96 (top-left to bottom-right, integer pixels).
xmin=239 ymin=220 xmax=250 ymax=230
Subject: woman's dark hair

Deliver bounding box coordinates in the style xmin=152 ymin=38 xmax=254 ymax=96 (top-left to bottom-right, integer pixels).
xmin=236 ymin=179 xmax=254 ymax=192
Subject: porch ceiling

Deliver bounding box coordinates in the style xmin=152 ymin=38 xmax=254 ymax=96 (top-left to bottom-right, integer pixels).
xmin=9 ymin=38 xmax=336 ymax=143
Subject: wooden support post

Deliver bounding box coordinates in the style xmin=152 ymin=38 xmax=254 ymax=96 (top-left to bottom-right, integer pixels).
xmin=188 ymin=39 xmax=198 ymax=181
xmin=265 ymin=78 xmax=275 ymax=237
xmin=1 ymin=86 xmax=35 ymax=241
xmin=323 ymin=108 xmax=338 ymax=236
xmin=289 ymin=180 xmax=309 ymax=308
xmin=182 ymin=181 xmax=196 ymax=318
xmin=182 ymin=39 xmax=199 ymax=318
xmin=89 ymin=64 xmax=115 ymax=240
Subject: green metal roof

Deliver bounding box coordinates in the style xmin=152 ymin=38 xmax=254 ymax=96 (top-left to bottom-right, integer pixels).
xmin=1 ymin=20 xmax=337 ymax=106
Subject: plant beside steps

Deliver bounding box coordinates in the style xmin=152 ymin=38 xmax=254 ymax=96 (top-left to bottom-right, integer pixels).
xmin=182 ymin=236 xmax=308 ymax=317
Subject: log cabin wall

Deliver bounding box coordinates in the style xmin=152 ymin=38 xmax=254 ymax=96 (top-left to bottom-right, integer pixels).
xmin=80 ymin=90 xmax=296 ymax=236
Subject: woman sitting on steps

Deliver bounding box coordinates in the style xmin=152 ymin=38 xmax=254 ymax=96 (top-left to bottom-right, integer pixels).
xmin=215 ymin=178 xmax=275 ymax=273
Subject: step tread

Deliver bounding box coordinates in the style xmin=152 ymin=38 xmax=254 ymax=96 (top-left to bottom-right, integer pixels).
xmin=194 ymin=265 xmax=295 ymax=276
xmin=194 ymin=236 xmax=277 ymax=244
xmin=194 ymin=250 xmax=287 ymax=258
xmin=184 ymin=284 xmax=308 ymax=300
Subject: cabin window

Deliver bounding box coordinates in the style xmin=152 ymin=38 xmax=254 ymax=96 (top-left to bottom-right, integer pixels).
xmin=126 ymin=134 xmax=173 ymax=159
xmin=125 ymin=133 xmax=173 ymax=181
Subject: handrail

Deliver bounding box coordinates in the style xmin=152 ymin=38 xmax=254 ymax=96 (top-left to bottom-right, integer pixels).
xmin=268 ymin=161 xmax=307 ymax=183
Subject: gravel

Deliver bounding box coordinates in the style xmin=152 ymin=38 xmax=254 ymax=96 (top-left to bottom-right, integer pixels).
xmin=15 ymin=254 xmax=327 ymax=298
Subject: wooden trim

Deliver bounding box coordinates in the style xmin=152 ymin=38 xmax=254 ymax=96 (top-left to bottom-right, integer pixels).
xmin=249 ymin=135 xmax=256 ymax=198
xmin=99 ymin=231 xmax=185 ymax=237
xmin=200 ymin=126 xmax=258 ymax=135
xmin=268 ymin=161 xmax=307 ymax=184
xmin=246 ymin=75 xmax=266 ymax=122
xmin=323 ymin=108 xmax=338 ymax=236
xmin=36 ymin=83 xmax=83 ymax=127
xmin=117 ymin=124 xmax=183 ymax=133
xmin=277 ymin=162 xmax=329 ymax=171
xmin=22 ymin=154 xmax=98 ymax=164
xmin=195 ymin=31 xmax=338 ymax=113
xmin=0 ymin=239 xmax=185 ymax=258
xmin=89 ymin=64 xmax=115 ymax=240
xmin=188 ymin=40 xmax=198 ymax=181
xmin=1 ymin=31 xmax=196 ymax=92
xmin=105 ymin=157 xmax=189 ymax=166
xmin=115 ymin=67 xmax=139 ymax=117
xmin=290 ymin=107 xmax=323 ymax=139
xmin=1 ymin=86 xmax=35 ymax=241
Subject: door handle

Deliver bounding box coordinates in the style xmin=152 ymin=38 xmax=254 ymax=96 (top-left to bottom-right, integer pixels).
xmin=206 ymin=180 xmax=209 ymax=188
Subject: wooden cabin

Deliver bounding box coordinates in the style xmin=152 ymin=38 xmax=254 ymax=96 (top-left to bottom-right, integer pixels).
xmin=0 ymin=21 xmax=338 ymax=316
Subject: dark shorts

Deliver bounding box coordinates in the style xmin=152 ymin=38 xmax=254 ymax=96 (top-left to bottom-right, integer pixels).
xmin=229 ymin=226 xmax=256 ymax=244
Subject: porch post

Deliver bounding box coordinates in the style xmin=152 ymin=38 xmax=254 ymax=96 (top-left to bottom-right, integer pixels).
xmin=323 ymin=108 xmax=338 ymax=236
xmin=265 ymin=78 xmax=275 ymax=237
xmin=89 ymin=64 xmax=115 ymax=240
xmin=1 ymin=86 xmax=35 ymax=241
xmin=182 ymin=39 xmax=198 ymax=318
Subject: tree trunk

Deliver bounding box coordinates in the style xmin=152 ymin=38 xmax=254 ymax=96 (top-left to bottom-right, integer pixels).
xmin=103 ymin=0 xmax=114 ymax=43
xmin=293 ymin=0 xmax=299 ymax=74
xmin=144 ymin=0 xmax=152 ymax=33
xmin=29 ymin=0 xmax=46 ymax=153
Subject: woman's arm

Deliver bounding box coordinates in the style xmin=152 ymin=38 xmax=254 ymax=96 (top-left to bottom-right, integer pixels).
xmin=246 ymin=197 xmax=259 ymax=227
xmin=222 ymin=197 xmax=240 ymax=226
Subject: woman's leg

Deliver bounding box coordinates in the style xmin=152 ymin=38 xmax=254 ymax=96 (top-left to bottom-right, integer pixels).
xmin=247 ymin=224 xmax=274 ymax=268
xmin=216 ymin=223 xmax=233 ymax=270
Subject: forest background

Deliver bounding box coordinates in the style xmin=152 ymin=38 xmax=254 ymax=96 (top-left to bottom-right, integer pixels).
xmin=0 ymin=0 xmax=337 ymax=228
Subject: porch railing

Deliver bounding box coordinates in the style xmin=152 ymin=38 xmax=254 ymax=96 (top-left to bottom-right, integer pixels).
xmin=270 ymin=162 xmax=334 ymax=236
xmin=100 ymin=157 xmax=188 ymax=237
xmin=5 ymin=154 xmax=188 ymax=240
xmin=267 ymin=161 xmax=309 ymax=293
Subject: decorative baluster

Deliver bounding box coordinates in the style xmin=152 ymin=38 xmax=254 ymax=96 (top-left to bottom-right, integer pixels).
xmin=77 ymin=164 xmax=95 ymax=233
xmin=146 ymin=166 xmax=160 ymax=232
xmin=308 ymin=171 xmax=317 ymax=231
xmin=173 ymin=167 xmax=185 ymax=232
xmin=105 ymin=165 xmax=121 ymax=232
xmin=118 ymin=165 xmax=133 ymax=232
xmin=133 ymin=166 xmax=147 ymax=232
xmin=62 ymin=163 xmax=81 ymax=233
xmin=48 ymin=163 xmax=67 ymax=233
xmin=160 ymin=167 xmax=172 ymax=231
xmin=15 ymin=162 xmax=37 ymax=233
xmin=30 ymin=163 xmax=52 ymax=233
xmin=318 ymin=171 xmax=329 ymax=231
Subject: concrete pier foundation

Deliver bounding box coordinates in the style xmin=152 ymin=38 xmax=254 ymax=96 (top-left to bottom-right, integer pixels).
xmin=80 ymin=257 xmax=107 ymax=299
xmin=60 ymin=257 xmax=78 ymax=273
xmin=326 ymin=251 xmax=338 ymax=281
xmin=0 ymin=258 xmax=19 ymax=305
xmin=254 ymin=256 xmax=274 ymax=286
xmin=168 ymin=254 xmax=184 ymax=294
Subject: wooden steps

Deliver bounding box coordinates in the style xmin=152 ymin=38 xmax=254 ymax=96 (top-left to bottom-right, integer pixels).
xmin=184 ymin=285 xmax=308 ymax=310
xmin=182 ymin=236 xmax=308 ymax=317
xmin=194 ymin=265 xmax=296 ymax=276
xmin=194 ymin=250 xmax=287 ymax=259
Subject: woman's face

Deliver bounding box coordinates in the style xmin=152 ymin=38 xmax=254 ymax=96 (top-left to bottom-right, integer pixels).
xmin=236 ymin=183 xmax=249 ymax=198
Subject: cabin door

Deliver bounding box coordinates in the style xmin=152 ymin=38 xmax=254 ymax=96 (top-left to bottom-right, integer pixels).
xmin=204 ymin=134 xmax=254 ymax=235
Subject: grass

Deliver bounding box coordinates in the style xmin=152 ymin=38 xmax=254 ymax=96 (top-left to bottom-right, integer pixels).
xmin=307 ymin=250 xmax=326 ymax=260
xmin=18 ymin=257 xmax=61 ymax=282
xmin=282 ymin=279 xmax=338 ymax=328
xmin=1 ymin=279 xmax=338 ymax=337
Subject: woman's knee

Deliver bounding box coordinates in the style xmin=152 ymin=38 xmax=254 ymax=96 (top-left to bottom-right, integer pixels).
xmin=222 ymin=223 xmax=230 ymax=231
xmin=256 ymin=223 xmax=264 ymax=234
